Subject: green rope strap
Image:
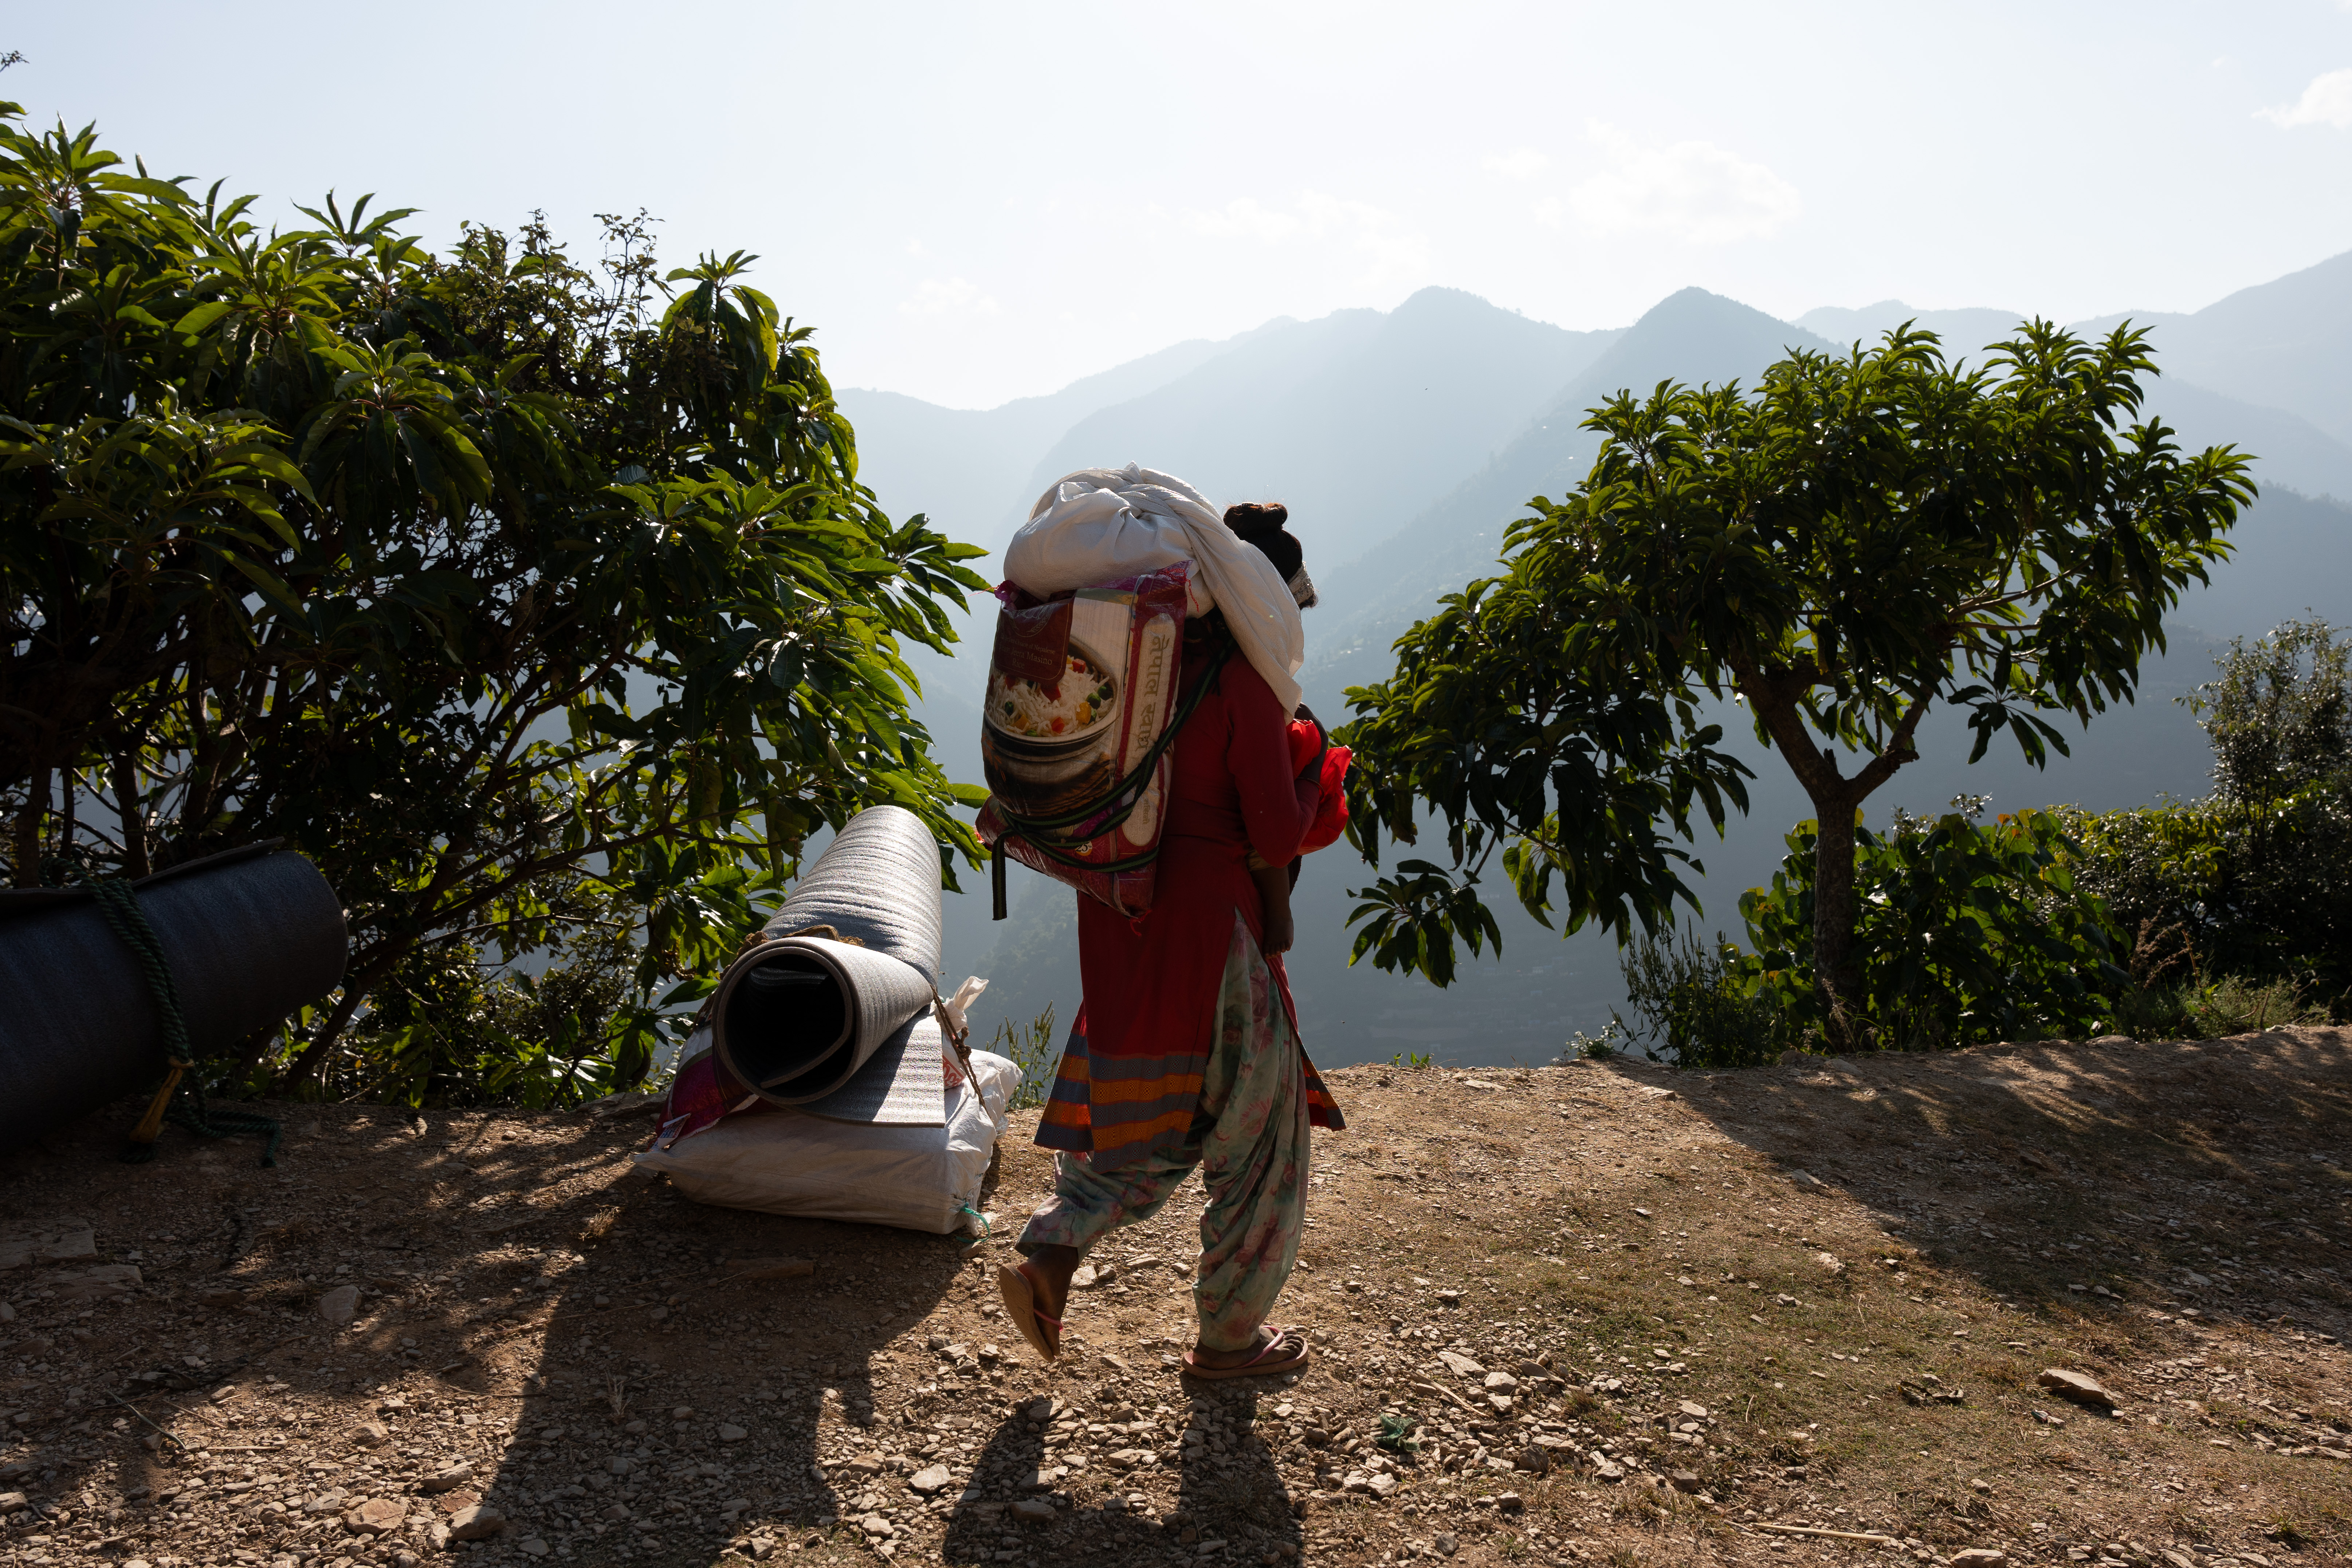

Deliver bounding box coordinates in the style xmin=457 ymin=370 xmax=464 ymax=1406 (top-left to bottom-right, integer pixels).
xmin=44 ymin=858 xmax=283 ymax=1167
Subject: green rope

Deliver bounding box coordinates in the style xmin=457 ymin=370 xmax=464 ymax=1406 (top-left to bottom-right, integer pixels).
xmin=43 ymin=857 xmax=283 ymax=1167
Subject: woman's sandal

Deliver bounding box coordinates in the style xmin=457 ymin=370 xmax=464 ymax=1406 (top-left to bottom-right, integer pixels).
xmin=1181 ymin=1325 xmax=1311 ymax=1381
xmin=996 ymin=1262 xmax=1063 ymax=1363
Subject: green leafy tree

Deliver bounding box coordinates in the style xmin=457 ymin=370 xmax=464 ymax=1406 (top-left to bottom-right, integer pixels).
xmin=0 ymin=103 xmax=989 ymax=1098
xmin=2064 ymin=619 xmax=2352 ymax=1004
xmin=2187 ymin=617 xmax=2352 ymax=805
xmin=1342 ymin=324 xmax=2255 ymax=1040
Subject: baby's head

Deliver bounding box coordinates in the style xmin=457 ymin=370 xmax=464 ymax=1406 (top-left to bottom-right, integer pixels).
xmin=1224 ymin=502 xmax=1316 ymax=609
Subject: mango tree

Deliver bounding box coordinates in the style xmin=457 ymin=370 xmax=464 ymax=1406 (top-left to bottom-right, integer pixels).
xmin=1340 ymin=323 xmax=2255 ymax=1042
xmin=0 ymin=104 xmax=988 ymax=1100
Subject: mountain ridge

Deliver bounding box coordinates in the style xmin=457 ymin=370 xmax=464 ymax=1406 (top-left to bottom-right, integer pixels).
xmin=836 ymin=259 xmax=2352 ymax=1061
xmin=1301 ymin=286 xmax=1843 ymax=711
xmin=1005 ymin=286 xmax=1625 ymax=569
xmin=2072 ymin=248 xmax=2352 ymax=445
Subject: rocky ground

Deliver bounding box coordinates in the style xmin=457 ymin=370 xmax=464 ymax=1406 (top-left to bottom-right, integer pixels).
xmin=1 ymin=1029 xmax=2347 ymax=1568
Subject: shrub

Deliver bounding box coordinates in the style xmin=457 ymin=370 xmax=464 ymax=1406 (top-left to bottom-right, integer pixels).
xmin=2060 ymin=790 xmax=2352 ymax=1004
xmin=2183 ymin=974 xmax=2328 ymax=1034
xmin=2060 ymin=620 xmax=2352 ymax=1009
xmin=0 ymin=107 xmax=988 ymax=1104
xmin=990 ymin=1006 xmax=1060 ymax=1111
xmin=1621 ymin=801 xmax=2126 ymax=1061
xmin=2188 ymin=618 xmax=2352 ymax=804
xmin=1734 ymin=802 xmax=2124 ymax=1051
xmin=1615 ymin=930 xmax=1782 ymax=1068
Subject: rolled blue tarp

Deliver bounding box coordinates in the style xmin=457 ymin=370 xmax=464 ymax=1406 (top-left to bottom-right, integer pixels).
xmin=0 ymin=845 xmax=348 ymax=1152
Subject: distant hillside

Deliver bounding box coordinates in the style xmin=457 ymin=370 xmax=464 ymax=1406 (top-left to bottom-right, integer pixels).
xmin=1795 ymin=300 xmax=2029 ymax=351
xmin=1014 ymin=287 xmax=1622 ymax=574
xmin=846 ymin=259 xmax=2352 ymax=1065
xmin=2075 ymin=248 xmax=2352 ymax=446
xmin=838 ymin=332 xmax=1242 ymax=550
xmin=1798 ymin=294 xmax=2352 ymax=503
xmin=1303 ymin=287 xmax=1839 ymax=713
xmin=2171 ymin=487 xmax=2352 ymax=636
xmin=2149 ymin=383 xmax=2352 ymax=505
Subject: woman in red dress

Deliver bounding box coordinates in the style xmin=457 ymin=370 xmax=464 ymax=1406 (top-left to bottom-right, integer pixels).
xmin=997 ymin=504 xmax=1343 ymax=1379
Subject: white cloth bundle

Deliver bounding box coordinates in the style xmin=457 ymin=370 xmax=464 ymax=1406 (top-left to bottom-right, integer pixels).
xmin=1002 ymin=463 xmax=1306 ymax=714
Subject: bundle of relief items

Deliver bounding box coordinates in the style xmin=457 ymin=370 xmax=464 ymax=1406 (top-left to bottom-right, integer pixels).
xmin=978 ymin=464 xmax=1345 ymax=917
xmin=636 ymin=805 xmax=1015 ymax=1235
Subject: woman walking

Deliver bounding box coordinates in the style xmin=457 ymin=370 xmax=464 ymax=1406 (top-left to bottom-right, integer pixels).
xmin=998 ymin=500 xmax=1343 ymax=1379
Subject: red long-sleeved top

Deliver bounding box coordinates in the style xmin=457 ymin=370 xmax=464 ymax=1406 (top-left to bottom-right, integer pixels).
xmin=1039 ymin=627 xmax=1344 ymax=1167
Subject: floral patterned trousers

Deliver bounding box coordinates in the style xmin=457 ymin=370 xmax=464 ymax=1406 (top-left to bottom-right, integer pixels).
xmin=1017 ymin=913 xmax=1311 ymax=1352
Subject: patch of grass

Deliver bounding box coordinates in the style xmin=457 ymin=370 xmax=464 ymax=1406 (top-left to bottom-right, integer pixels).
xmin=2117 ymin=972 xmax=2331 ymax=1038
xmin=989 ymin=1005 xmax=1059 ymax=1109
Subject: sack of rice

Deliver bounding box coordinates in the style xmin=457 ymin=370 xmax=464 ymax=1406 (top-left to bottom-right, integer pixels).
xmin=976 ymin=562 xmax=1221 ymax=918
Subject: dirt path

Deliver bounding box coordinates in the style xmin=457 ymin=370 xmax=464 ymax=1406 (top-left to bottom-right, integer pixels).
xmin=1 ymin=1031 xmax=2345 ymax=1568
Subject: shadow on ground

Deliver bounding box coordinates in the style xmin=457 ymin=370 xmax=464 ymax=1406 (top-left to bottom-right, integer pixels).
xmin=469 ymin=1159 xmax=994 ymax=1563
xmin=1618 ymin=1028 xmax=2352 ymax=1340
xmin=934 ymin=1374 xmax=1307 ymax=1566
xmin=0 ymin=1096 xmax=1000 ymax=1565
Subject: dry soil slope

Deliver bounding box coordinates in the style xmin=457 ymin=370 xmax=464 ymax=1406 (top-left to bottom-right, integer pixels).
xmin=0 ymin=1030 xmax=2345 ymax=1568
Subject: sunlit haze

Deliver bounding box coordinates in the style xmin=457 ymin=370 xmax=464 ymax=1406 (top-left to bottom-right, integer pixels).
xmin=11 ymin=2 xmax=2352 ymax=409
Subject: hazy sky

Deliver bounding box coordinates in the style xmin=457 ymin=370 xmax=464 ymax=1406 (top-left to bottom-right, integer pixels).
xmin=11 ymin=3 xmax=2350 ymax=408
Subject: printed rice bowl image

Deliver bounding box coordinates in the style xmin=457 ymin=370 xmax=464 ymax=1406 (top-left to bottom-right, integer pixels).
xmin=985 ymin=639 xmax=1119 ymax=747
xmin=983 ymin=637 xmax=1124 ymax=817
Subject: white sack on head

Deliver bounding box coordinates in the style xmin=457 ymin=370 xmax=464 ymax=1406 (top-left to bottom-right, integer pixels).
xmin=1003 ymin=463 xmax=1305 ymax=714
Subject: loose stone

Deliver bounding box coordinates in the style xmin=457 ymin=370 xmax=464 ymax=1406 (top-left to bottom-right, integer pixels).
xmin=447 ymin=1503 xmax=506 ymax=1541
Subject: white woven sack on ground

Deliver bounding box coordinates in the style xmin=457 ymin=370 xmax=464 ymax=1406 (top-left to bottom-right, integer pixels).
xmin=633 ymin=1051 xmax=1022 ymax=1235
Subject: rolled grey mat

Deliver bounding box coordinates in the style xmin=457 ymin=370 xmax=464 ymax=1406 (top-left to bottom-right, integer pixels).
xmin=0 ymin=845 xmax=348 ymax=1154
xmin=713 ymin=934 xmax=937 ymax=1104
xmin=762 ymin=805 xmax=942 ymax=981
xmin=711 ymin=805 xmax=947 ymax=1111
xmin=796 ymin=1010 xmax=946 ymax=1127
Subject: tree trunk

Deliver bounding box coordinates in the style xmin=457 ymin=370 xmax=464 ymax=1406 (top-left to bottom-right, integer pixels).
xmin=1810 ymin=797 xmax=1862 ymax=1042
xmin=1732 ymin=661 xmax=1929 ymax=1053
xmin=274 ymin=949 xmax=395 ymax=1092
xmin=222 ymin=1025 xmax=280 ymax=1098
xmin=112 ymin=751 xmax=150 ymax=879
xmin=13 ymin=766 xmax=46 ymax=887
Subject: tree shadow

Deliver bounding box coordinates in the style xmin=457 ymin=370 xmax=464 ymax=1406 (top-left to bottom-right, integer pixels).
xmin=0 ymin=1095 xmax=998 ymax=1567
xmin=445 ymin=1119 xmax=1010 ymax=1563
xmin=1605 ymin=1028 xmax=2352 ymax=1340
